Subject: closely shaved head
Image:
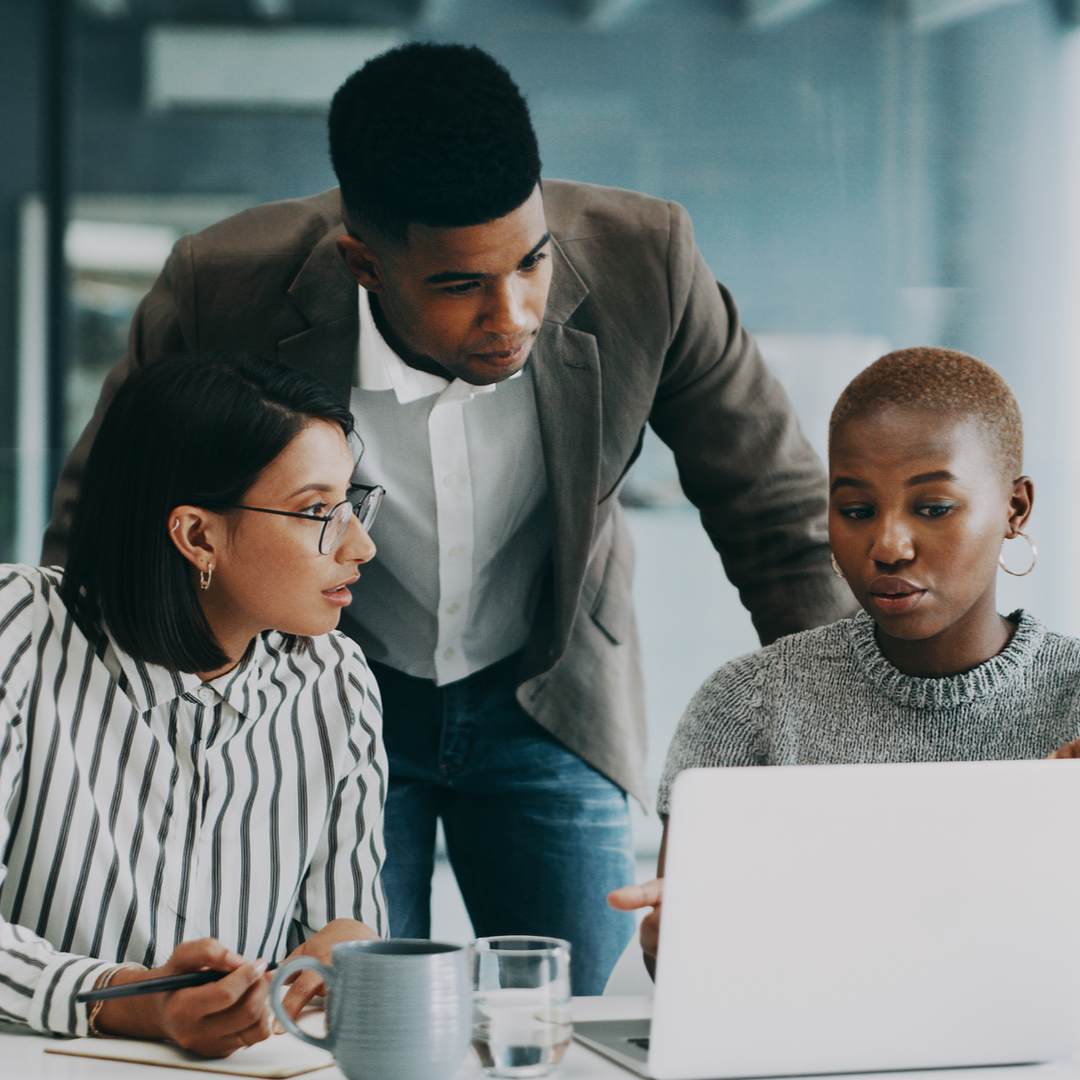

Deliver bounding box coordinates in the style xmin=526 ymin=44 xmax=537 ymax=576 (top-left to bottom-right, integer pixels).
xmin=829 ymin=347 xmax=1023 ymax=479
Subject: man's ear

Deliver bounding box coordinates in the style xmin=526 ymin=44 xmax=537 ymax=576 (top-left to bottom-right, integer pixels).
xmin=168 ymin=507 xmax=221 ymax=575
xmin=337 ymin=233 xmax=384 ymax=293
xmin=1005 ymin=476 xmax=1035 ymax=537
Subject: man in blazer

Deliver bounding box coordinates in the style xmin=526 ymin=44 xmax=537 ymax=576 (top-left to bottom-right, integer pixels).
xmin=44 ymin=43 xmax=850 ymax=993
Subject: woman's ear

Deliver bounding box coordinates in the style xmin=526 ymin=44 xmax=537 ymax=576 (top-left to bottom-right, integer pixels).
xmin=167 ymin=507 xmax=221 ymax=574
xmin=1005 ymin=476 xmax=1035 ymax=537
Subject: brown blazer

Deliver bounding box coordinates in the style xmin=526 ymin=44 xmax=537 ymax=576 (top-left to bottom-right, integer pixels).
xmin=44 ymin=180 xmax=851 ymax=805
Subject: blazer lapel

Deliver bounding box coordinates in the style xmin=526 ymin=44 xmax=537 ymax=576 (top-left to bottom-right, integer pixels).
xmin=529 ymin=237 xmax=601 ymax=652
xmin=278 ymin=227 xmax=358 ymax=404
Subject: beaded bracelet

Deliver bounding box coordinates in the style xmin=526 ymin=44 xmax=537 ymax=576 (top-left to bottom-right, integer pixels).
xmin=86 ymin=962 xmax=148 ymax=1037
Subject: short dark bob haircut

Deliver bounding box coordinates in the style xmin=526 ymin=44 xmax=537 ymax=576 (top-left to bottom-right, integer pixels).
xmin=60 ymin=353 xmax=355 ymax=674
xmin=328 ymin=41 xmax=541 ymax=244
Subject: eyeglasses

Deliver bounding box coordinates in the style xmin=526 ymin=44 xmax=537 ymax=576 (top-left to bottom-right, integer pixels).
xmin=219 ymin=484 xmax=385 ymax=556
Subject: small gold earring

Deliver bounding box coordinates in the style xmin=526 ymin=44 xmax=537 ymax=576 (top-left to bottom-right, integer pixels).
xmin=830 ymin=553 xmax=845 ymax=578
xmin=200 ymin=564 xmax=213 ymax=591
xmin=998 ymin=531 xmax=1037 ymax=577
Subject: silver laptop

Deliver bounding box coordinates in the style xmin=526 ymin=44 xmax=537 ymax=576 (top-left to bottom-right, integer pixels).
xmin=575 ymin=760 xmax=1080 ymax=1080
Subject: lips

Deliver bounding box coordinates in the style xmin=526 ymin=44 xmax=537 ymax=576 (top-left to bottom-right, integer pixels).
xmin=470 ymin=331 xmax=535 ymax=364
xmin=867 ymin=576 xmax=926 ymax=615
xmin=472 ymin=343 xmax=525 ymax=364
xmin=322 ymin=576 xmax=359 ymax=607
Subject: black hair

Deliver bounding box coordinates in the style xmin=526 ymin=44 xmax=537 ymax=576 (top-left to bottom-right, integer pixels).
xmin=328 ymin=41 xmax=542 ymax=244
xmin=60 ymin=353 xmax=355 ymax=674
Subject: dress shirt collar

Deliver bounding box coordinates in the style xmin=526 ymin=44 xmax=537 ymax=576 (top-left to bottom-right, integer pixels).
xmin=105 ymin=624 xmax=263 ymax=718
xmin=208 ymin=648 xmax=265 ymax=718
xmin=105 ymin=628 xmax=203 ymax=713
xmin=356 ymin=287 xmax=517 ymax=403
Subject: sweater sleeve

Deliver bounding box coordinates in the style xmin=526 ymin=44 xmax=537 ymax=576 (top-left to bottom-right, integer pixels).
xmin=656 ymin=649 xmax=773 ymax=815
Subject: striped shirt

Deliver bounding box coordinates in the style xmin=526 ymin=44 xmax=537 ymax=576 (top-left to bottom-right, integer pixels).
xmin=0 ymin=564 xmax=387 ymax=1036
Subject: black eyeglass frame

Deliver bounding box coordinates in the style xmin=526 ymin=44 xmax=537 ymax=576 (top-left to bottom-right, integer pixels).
xmin=218 ymin=483 xmax=384 ymax=556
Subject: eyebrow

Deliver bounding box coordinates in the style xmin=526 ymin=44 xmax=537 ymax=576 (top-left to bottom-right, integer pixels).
xmin=284 ymin=482 xmax=337 ymax=500
xmin=423 ymin=232 xmax=552 ymax=285
xmin=830 ymin=469 xmax=960 ymax=494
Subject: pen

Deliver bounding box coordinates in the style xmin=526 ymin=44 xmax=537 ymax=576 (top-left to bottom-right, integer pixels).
xmin=75 ymin=961 xmax=278 ymax=1003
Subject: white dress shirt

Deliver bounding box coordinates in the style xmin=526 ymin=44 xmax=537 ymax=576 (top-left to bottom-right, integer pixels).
xmin=349 ymin=289 xmax=552 ymax=685
xmin=0 ymin=565 xmax=387 ymax=1036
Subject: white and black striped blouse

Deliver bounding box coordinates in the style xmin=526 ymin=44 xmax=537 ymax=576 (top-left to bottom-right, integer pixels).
xmin=0 ymin=565 xmax=387 ymax=1036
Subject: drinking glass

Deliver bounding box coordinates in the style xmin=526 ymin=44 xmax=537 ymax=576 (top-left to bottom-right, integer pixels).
xmin=470 ymin=936 xmax=572 ymax=1078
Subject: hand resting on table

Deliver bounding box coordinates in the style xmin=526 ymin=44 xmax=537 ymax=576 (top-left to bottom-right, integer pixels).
xmin=96 ymin=919 xmax=377 ymax=1058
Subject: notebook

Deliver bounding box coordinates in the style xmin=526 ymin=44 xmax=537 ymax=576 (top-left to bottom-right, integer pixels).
xmin=575 ymin=759 xmax=1080 ymax=1080
xmin=45 ymin=1006 xmax=334 ymax=1076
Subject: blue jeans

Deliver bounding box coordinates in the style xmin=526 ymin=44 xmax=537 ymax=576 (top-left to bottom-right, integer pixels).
xmin=371 ymin=654 xmax=636 ymax=996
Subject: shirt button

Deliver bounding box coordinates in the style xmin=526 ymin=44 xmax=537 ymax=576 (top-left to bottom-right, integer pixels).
xmin=443 ymin=647 xmax=456 ymax=661
xmin=197 ymin=687 xmax=213 ymax=703
xmin=443 ymin=474 xmax=463 ymax=490
xmin=447 ymin=602 xmax=461 ymax=615
xmin=448 ymin=544 xmax=465 ymax=558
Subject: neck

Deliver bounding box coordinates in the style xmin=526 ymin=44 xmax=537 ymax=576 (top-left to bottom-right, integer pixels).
xmin=368 ymin=294 xmax=454 ymax=381
xmin=195 ymin=653 xmax=242 ymax=683
xmin=875 ymin=612 xmax=1016 ymax=678
xmin=196 ymin=595 xmax=255 ymax=682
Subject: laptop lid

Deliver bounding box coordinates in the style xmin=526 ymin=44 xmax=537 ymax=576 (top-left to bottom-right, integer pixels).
xmin=644 ymin=760 xmax=1080 ymax=1080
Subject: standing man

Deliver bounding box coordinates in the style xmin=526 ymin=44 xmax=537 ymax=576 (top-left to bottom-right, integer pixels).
xmin=45 ymin=42 xmax=850 ymax=994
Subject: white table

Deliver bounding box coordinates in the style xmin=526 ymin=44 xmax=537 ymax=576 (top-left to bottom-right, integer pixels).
xmin=0 ymin=997 xmax=649 ymax=1080
xmin=3 ymin=996 xmax=1079 ymax=1080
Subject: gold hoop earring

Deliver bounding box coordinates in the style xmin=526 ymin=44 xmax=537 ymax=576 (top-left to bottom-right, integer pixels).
xmin=830 ymin=553 xmax=845 ymax=578
xmin=998 ymin=531 xmax=1037 ymax=577
xmin=200 ymin=564 xmax=213 ymax=591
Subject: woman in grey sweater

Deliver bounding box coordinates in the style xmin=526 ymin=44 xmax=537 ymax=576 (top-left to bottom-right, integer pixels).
xmin=610 ymin=346 xmax=1080 ymax=965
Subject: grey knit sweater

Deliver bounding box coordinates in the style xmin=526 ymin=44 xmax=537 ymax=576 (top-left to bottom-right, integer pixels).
xmin=657 ymin=610 xmax=1080 ymax=815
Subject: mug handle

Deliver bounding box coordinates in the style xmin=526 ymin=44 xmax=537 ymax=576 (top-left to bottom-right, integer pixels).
xmin=269 ymin=956 xmax=332 ymax=1048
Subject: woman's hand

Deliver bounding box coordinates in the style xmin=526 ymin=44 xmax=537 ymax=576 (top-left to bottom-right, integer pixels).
xmin=96 ymin=938 xmax=273 ymax=1058
xmin=1048 ymin=738 xmax=1080 ymax=758
xmin=276 ymin=918 xmax=379 ymax=1022
xmin=608 ymin=878 xmax=664 ymax=979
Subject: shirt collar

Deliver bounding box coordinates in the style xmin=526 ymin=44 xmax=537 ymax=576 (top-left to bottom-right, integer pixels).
xmin=105 ymin=626 xmax=204 ymax=713
xmin=104 ymin=623 xmax=261 ymax=719
xmin=355 ymin=287 xmax=518 ymax=404
xmin=204 ymin=647 xmax=263 ymax=719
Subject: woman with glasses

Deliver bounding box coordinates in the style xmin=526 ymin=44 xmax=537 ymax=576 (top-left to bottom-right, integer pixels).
xmin=0 ymin=353 xmax=387 ymax=1056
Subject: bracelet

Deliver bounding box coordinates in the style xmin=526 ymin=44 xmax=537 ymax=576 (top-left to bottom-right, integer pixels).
xmin=86 ymin=963 xmax=147 ymax=1037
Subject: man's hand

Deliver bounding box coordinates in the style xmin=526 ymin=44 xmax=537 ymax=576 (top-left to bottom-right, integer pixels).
xmin=1048 ymin=739 xmax=1080 ymax=758
xmin=97 ymin=938 xmax=273 ymax=1058
xmin=277 ymin=918 xmax=379 ymax=1022
xmin=608 ymin=878 xmax=664 ymax=978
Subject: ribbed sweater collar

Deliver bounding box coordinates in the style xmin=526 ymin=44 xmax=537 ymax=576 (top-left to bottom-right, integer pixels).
xmin=843 ymin=609 xmax=1045 ymax=710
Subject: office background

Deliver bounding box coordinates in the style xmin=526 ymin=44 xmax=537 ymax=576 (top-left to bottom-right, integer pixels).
xmin=2 ymin=0 xmax=1079 ymax=864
